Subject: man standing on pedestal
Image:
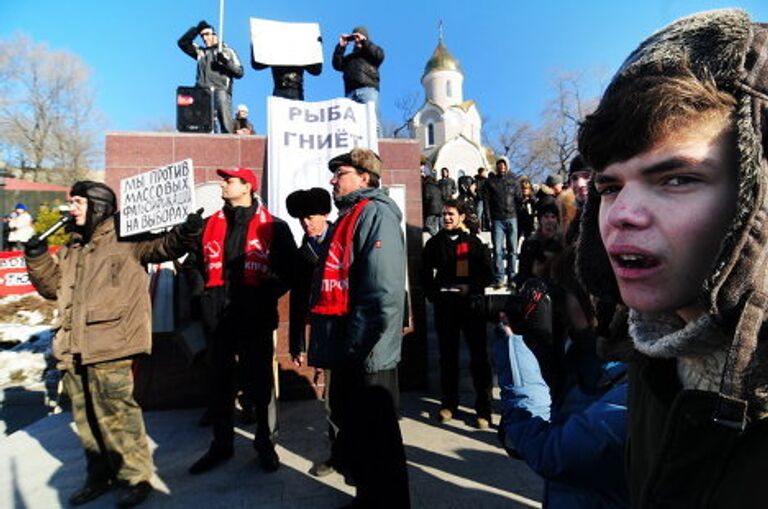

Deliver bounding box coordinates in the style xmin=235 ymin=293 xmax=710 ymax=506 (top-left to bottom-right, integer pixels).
xmin=178 ymin=20 xmax=244 ymax=134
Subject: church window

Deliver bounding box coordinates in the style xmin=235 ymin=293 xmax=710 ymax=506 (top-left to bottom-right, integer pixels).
xmin=446 ymin=80 xmax=452 ymax=98
xmin=427 ymin=123 xmax=435 ymax=147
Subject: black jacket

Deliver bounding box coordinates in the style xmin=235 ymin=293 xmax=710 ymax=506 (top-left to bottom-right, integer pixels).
xmin=196 ymin=203 xmax=297 ymax=333
xmin=422 ymin=178 xmax=443 ymax=216
xmin=332 ymin=40 xmax=385 ymax=93
xmin=178 ymin=26 xmax=244 ymax=94
xmin=289 ymin=226 xmax=329 ymax=357
xmin=421 ymin=229 xmax=493 ymax=302
xmin=251 ymin=58 xmax=323 ymax=100
xmin=484 ymin=174 xmax=521 ymax=220
xmin=438 ymin=177 xmax=457 ymax=202
xmin=628 ymin=355 xmax=768 ymax=509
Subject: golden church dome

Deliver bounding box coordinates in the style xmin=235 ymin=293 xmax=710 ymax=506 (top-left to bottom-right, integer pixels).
xmin=422 ymin=39 xmax=463 ymax=78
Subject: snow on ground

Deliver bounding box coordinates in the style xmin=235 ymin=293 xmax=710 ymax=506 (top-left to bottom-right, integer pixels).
xmin=0 ymin=327 xmax=56 ymax=390
xmin=0 ymin=293 xmax=57 ymax=391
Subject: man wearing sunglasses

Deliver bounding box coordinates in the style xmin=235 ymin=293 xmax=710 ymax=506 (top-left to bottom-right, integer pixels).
xmin=178 ymin=20 xmax=244 ymax=134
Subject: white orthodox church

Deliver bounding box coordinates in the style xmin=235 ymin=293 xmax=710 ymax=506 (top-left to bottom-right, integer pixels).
xmin=410 ymin=34 xmax=491 ymax=180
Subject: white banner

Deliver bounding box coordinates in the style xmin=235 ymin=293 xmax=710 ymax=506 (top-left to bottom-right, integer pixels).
xmin=120 ymin=159 xmax=196 ymax=236
xmin=250 ymin=18 xmax=323 ymax=67
xmin=267 ymin=96 xmax=378 ymax=243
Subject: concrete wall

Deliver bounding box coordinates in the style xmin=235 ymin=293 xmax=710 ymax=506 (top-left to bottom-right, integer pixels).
xmin=105 ymin=132 xmax=427 ymax=399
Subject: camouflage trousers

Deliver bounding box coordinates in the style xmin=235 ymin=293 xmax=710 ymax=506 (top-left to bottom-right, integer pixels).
xmin=63 ymin=358 xmax=154 ymax=486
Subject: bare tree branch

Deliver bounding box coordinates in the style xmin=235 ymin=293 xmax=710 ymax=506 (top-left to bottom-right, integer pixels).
xmin=0 ymin=33 xmax=105 ymax=183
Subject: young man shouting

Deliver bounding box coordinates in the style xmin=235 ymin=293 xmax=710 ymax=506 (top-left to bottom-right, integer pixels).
xmin=577 ymin=9 xmax=768 ymax=507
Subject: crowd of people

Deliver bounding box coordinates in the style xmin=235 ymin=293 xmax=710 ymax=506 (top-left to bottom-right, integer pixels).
xmin=16 ymin=7 xmax=768 ymax=509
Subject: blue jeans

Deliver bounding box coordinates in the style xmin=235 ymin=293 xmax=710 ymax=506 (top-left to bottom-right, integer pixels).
xmin=347 ymin=87 xmax=380 ymax=133
xmin=492 ymin=218 xmax=517 ymax=283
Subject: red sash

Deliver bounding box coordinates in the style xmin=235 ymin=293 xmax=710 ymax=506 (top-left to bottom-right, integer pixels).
xmin=202 ymin=206 xmax=274 ymax=288
xmin=311 ymin=199 xmax=370 ymax=315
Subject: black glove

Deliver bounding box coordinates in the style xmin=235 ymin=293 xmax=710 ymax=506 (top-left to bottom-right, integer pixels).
xmin=196 ymin=20 xmax=212 ymax=33
xmin=216 ymin=49 xmax=231 ymax=64
xmin=24 ymin=235 xmax=48 ymax=258
xmin=180 ymin=208 xmax=204 ymax=236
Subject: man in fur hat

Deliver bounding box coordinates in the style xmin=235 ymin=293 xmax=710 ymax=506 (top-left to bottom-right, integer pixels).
xmin=577 ymin=9 xmax=768 ymax=506
xmin=285 ymin=187 xmax=332 ymax=367
xmin=24 ymin=181 xmax=202 ymax=507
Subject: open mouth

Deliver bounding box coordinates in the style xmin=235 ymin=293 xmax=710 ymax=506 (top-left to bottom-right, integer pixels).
xmin=613 ymin=253 xmax=660 ymax=270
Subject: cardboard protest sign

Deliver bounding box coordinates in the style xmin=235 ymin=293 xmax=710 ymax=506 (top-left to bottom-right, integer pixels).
xmin=266 ymin=96 xmax=377 ymax=243
xmin=250 ymin=18 xmax=323 ymax=67
xmin=120 ymin=159 xmax=195 ymax=236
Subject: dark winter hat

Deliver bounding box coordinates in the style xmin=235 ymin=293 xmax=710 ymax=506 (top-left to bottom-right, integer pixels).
xmin=70 ymin=181 xmax=117 ymax=236
xmin=286 ymin=188 xmax=332 ymax=218
xmin=328 ymin=148 xmax=382 ymax=177
xmin=198 ymin=21 xmax=215 ymax=34
xmin=70 ymin=181 xmax=116 ymax=210
xmin=352 ymin=26 xmax=369 ymax=39
xmin=536 ymin=202 xmax=559 ymax=219
xmin=544 ymin=174 xmax=563 ymax=187
xmin=576 ymin=9 xmax=768 ymax=420
xmin=567 ymin=155 xmax=587 ymax=178
xmin=217 ymin=167 xmax=258 ymax=190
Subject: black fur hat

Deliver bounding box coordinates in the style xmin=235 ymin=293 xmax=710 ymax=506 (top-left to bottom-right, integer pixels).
xmin=286 ymin=187 xmax=332 ymax=218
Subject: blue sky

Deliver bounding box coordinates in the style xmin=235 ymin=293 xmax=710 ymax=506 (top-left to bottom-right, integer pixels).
xmin=4 ymin=1 xmax=768 ymax=138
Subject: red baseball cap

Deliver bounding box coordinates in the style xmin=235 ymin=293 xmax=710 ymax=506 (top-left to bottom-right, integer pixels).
xmin=216 ymin=167 xmax=258 ymax=189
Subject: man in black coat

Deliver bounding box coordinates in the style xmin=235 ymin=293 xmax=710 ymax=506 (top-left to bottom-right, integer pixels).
xmin=422 ymin=199 xmax=494 ymax=428
xmin=189 ymin=168 xmax=297 ymax=475
xmin=484 ymin=158 xmax=521 ymax=288
xmin=332 ymin=25 xmax=384 ymax=114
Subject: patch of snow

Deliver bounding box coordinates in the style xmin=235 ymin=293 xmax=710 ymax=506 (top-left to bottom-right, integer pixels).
xmin=16 ymin=310 xmax=44 ymax=325
xmin=0 ymin=324 xmax=53 ymax=345
xmin=0 ymin=350 xmax=47 ymax=388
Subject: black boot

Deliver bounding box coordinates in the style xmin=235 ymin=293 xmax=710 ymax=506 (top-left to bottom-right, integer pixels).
xmin=116 ymin=481 xmax=153 ymax=508
xmin=68 ymin=479 xmax=112 ymax=506
xmin=189 ymin=444 xmax=234 ymax=474
xmin=255 ymin=441 xmax=280 ymax=472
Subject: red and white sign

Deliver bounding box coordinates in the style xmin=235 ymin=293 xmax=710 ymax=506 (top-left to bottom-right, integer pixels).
xmin=0 ymin=248 xmax=59 ymax=296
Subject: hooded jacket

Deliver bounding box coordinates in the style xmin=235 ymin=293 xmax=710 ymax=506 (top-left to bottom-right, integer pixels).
xmin=25 ymin=216 xmax=195 ymax=368
xmin=308 ymin=186 xmax=406 ymax=373
xmin=576 ymin=10 xmax=768 ymax=508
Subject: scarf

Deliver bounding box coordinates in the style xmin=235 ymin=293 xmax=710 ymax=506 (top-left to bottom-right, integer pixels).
xmin=202 ymin=205 xmax=273 ymax=287
xmin=311 ymin=198 xmax=370 ymax=315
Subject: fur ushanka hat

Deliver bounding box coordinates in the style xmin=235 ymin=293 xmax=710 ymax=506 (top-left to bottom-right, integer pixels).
xmin=576 ymin=9 xmax=768 ymax=424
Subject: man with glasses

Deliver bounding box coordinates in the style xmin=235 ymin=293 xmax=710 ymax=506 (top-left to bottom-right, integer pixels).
xmin=178 ymin=20 xmax=244 ymax=134
xmin=308 ymin=148 xmax=409 ymax=507
xmin=23 ymin=182 xmax=202 ymax=507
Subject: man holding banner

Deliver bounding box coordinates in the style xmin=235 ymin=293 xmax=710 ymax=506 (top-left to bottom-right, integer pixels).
xmin=189 ymin=167 xmax=296 ymax=475
xmin=178 ymin=20 xmax=244 ymax=134
xmin=24 ymin=181 xmax=202 ymax=507
xmin=308 ymin=149 xmax=409 ymax=507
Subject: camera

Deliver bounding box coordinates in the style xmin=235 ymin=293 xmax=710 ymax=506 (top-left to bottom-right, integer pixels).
xmin=344 ymin=34 xmax=357 ymax=42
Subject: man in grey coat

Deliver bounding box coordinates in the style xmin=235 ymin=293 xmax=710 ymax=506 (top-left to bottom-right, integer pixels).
xmin=308 ymin=148 xmax=409 ymax=508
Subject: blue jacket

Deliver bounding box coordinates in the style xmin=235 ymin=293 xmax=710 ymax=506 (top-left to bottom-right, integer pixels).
xmin=309 ymin=187 xmax=406 ymax=373
xmin=494 ymin=329 xmax=629 ymax=508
